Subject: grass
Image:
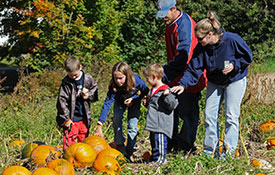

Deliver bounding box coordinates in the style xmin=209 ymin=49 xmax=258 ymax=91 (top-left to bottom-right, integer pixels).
xmin=0 ymin=59 xmax=275 ymax=174
xmin=252 ymin=58 xmax=275 ymax=73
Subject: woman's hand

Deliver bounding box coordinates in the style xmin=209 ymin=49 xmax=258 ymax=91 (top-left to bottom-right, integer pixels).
xmin=223 ymin=63 xmax=234 ymax=75
xmin=170 ymin=86 xmax=185 ymax=95
xmin=94 ymin=125 xmax=104 ymax=138
xmin=124 ymin=98 xmax=133 ymax=107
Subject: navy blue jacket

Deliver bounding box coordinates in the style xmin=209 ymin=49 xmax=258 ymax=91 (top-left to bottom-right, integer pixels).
xmin=98 ymin=74 xmax=148 ymax=125
xmin=179 ymin=32 xmax=252 ymax=88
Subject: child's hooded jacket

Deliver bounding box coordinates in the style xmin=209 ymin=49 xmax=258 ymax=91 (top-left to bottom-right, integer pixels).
xmin=145 ymin=84 xmax=179 ymax=138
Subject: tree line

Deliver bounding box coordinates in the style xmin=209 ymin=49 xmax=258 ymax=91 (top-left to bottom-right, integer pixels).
xmin=0 ymin=0 xmax=274 ymax=72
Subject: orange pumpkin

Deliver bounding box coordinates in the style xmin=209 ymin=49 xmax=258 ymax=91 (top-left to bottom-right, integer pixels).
xmin=47 ymin=159 xmax=75 ymax=175
xmin=32 ymin=167 xmax=58 ymax=175
xmin=83 ymin=136 xmax=110 ymax=154
xmin=64 ymin=142 xmax=97 ymax=168
xmin=218 ymin=139 xmax=223 ymax=155
xmin=30 ymin=145 xmax=61 ymax=167
xmin=234 ymin=149 xmax=240 ymax=157
xmin=97 ymin=148 xmax=125 ymax=161
xmin=2 ymin=165 xmax=31 ymax=175
xmin=142 ymin=150 xmax=152 ymax=161
xmin=266 ymin=137 xmax=275 ymax=150
xmin=252 ymin=159 xmax=263 ymax=168
xmin=93 ymin=156 xmax=121 ymax=173
xmin=9 ymin=140 xmax=25 ymax=148
xmin=21 ymin=141 xmax=45 ymax=159
xmin=259 ymin=121 xmax=275 ymax=133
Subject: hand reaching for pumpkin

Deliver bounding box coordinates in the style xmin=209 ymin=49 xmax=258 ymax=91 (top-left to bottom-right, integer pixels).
xmin=94 ymin=124 xmax=104 ymax=138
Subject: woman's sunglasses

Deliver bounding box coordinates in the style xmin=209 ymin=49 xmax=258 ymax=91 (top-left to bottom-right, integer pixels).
xmin=196 ymin=33 xmax=208 ymax=41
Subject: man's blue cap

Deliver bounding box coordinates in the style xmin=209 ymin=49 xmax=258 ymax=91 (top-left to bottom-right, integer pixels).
xmin=156 ymin=0 xmax=176 ymax=18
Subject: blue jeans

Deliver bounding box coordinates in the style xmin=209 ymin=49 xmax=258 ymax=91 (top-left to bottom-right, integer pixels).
xmin=113 ymin=99 xmax=140 ymax=156
xmin=203 ymin=77 xmax=247 ymax=157
xmin=168 ymin=92 xmax=201 ymax=152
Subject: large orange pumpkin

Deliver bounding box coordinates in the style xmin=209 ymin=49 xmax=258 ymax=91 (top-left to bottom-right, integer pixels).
xmin=31 ymin=167 xmax=58 ymax=175
xmin=30 ymin=145 xmax=61 ymax=167
xmin=21 ymin=141 xmax=45 ymax=159
xmin=83 ymin=136 xmax=110 ymax=154
xmin=2 ymin=165 xmax=31 ymax=175
xmin=259 ymin=121 xmax=275 ymax=133
xmin=93 ymin=156 xmax=121 ymax=173
xmin=47 ymin=159 xmax=75 ymax=175
xmin=97 ymin=148 xmax=125 ymax=162
xmin=9 ymin=140 xmax=25 ymax=148
xmin=64 ymin=142 xmax=97 ymax=168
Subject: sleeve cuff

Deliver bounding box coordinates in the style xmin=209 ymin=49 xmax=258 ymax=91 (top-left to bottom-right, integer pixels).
xmin=97 ymin=121 xmax=103 ymax=126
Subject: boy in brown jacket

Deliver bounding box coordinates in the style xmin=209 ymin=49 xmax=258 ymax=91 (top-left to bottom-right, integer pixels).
xmin=56 ymin=56 xmax=98 ymax=150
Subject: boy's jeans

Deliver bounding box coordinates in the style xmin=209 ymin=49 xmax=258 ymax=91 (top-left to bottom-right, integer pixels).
xmin=113 ymin=99 xmax=140 ymax=156
xmin=203 ymin=77 xmax=247 ymax=157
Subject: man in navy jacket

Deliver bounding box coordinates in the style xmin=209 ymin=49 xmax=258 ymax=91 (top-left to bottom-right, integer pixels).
xmin=156 ymin=0 xmax=206 ymax=153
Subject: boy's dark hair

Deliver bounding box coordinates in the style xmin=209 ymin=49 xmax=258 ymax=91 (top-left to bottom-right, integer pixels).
xmin=64 ymin=56 xmax=81 ymax=72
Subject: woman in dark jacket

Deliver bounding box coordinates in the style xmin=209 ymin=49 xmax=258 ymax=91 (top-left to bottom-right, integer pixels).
xmin=171 ymin=11 xmax=253 ymax=158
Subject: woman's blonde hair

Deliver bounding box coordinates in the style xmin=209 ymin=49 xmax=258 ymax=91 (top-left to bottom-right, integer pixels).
xmin=195 ymin=11 xmax=222 ymax=35
xmin=143 ymin=63 xmax=163 ymax=79
xmin=110 ymin=62 xmax=135 ymax=92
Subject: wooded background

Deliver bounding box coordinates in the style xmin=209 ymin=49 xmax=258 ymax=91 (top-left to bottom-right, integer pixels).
xmin=0 ymin=0 xmax=274 ymax=72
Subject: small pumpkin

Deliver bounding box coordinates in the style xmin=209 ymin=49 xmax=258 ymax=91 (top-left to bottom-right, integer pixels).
xmin=218 ymin=139 xmax=223 ymax=155
xmin=2 ymin=165 xmax=31 ymax=175
xmin=93 ymin=156 xmax=121 ymax=173
xmin=252 ymin=159 xmax=263 ymax=168
xmin=251 ymin=159 xmax=272 ymax=169
xmin=83 ymin=136 xmax=110 ymax=154
xmin=97 ymin=148 xmax=125 ymax=164
xmin=142 ymin=150 xmax=152 ymax=162
xmin=64 ymin=142 xmax=97 ymax=168
xmin=9 ymin=140 xmax=25 ymax=148
xmin=47 ymin=159 xmax=75 ymax=175
xmin=234 ymin=149 xmax=240 ymax=158
xmin=21 ymin=141 xmax=45 ymax=159
xmin=266 ymin=137 xmax=275 ymax=150
xmin=30 ymin=145 xmax=61 ymax=167
xmin=32 ymin=167 xmax=58 ymax=175
xmin=259 ymin=121 xmax=275 ymax=133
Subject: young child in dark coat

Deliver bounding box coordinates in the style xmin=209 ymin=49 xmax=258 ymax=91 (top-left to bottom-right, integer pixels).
xmin=56 ymin=56 xmax=98 ymax=150
xmin=143 ymin=63 xmax=178 ymax=165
